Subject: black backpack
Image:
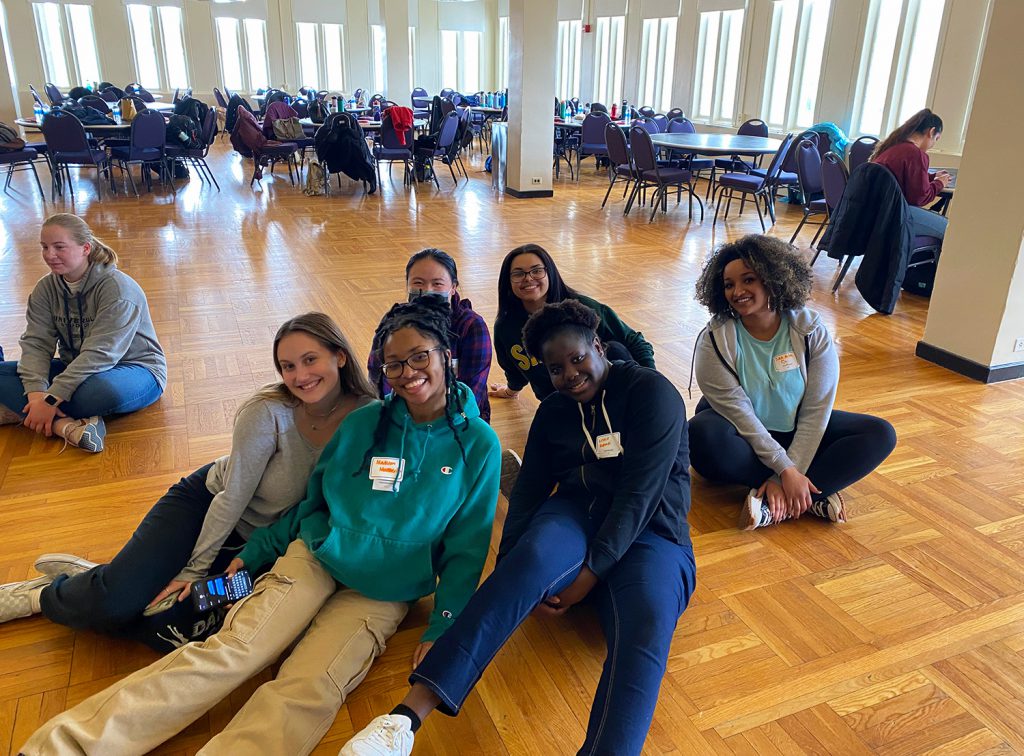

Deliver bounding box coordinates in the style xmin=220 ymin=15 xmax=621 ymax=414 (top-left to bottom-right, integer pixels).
xmin=225 ymin=94 xmax=255 ymax=133
xmin=166 ymin=114 xmax=202 ymax=149
xmin=174 ymin=96 xmax=209 ymax=128
xmin=309 ymin=98 xmax=330 ymax=124
xmin=57 ymin=103 xmax=111 ymax=126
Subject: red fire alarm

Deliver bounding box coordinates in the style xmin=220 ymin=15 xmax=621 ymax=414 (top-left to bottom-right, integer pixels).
xmin=584 ymin=23 xmax=592 ymax=33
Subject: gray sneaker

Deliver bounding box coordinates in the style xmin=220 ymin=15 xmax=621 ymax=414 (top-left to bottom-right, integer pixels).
xmin=34 ymin=553 xmax=98 ymax=579
xmin=739 ymin=490 xmax=773 ymax=530
xmin=58 ymin=416 xmax=106 ymax=453
xmin=0 ymin=576 xmax=51 ymax=623
xmin=500 ymin=449 xmax=522 ymax=501
xmin=809 ymin=491 xmax=847 ymax=523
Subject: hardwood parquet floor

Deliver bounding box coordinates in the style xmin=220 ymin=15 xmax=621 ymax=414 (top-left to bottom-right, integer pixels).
xmin=1 ymin=141 xmax=1022 ymax=755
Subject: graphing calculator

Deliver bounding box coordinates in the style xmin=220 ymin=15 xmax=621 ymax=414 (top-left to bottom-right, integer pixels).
xmin=191 ymin=570 xmax=254 ymax=612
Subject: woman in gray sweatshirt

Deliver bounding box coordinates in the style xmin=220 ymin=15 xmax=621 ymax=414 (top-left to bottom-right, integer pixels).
xmin=0 ymin=313 xmax=377 ymax=652
xmin=689 ymin=235 xmax=896 ymax=530
xmin=0 ymin=213 xmax=166 ymax=452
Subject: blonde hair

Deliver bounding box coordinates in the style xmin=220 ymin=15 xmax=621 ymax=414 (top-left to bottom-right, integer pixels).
xmin=239 ymin=312 xmax=376 ymax=415
xmin=42 ymin=213 xmax=118 ymax=265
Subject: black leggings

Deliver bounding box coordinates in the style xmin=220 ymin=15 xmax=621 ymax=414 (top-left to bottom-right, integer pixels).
xmin=688 ymin=401 xmax=896 ymax=497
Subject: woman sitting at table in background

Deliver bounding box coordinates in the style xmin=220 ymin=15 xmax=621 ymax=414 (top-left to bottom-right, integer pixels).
xmin=689 ymin=235 xmax=896 ymax=530
xmin=0 ymin=213 xmax=166 ymax=453
xmin=871 ymin=108 xmax=951 ymax=238
xmin=489 ymin=243 xmax=655 ymax=403
xmin=0 ymin=313 xmax=375 ymax=653
xmin=368 ymin=248 xmax=492 ymax=422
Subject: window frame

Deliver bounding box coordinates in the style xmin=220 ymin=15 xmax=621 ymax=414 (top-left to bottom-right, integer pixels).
xmin=439 ymin=29 xmax=482 ymax=93
xmin=593 ymin=15 xmax=625 ymax=107
xmin=32 ymin=1 xmax=102 ymax=88
xmin=762 ymin=0 xmax=833 ymax=131
xmin=126 ymin=1 xmax=190 ymax=92
xmin=691 ymin=7 xmax=747 ymax=126
xmin=294 ymin=21 xmax=347 ymax=93
xmin=556 ymin=19 xmax=582 ymax=101
xmin=497 ymin=16 xmax=509 ymax=90
xmin=638 ymin=16 xmax=678 ymax=112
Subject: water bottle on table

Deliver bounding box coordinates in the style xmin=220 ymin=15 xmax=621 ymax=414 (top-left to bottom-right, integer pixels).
xmin=112 ymin=100 xmax=121 ymax=124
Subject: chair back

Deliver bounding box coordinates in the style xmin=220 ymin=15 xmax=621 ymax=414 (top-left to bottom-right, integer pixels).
xmin=652 ymin=114 xmax=668 ymax=132
xmin=666 ymin=107 xmax=683 ymax=121
xmin=79 ymin=95 xmax=111 ymax=114
xmin=291 ymin=98 xmax=309 ymax=118
xmin=604 ymin=121 xmax=630 ymax=167
xmin=436 ymin=111 xmax=460 ymax=150
xmin=44 ymin=83 xmax=64 ymax=106
xmin=214 ymin=87 xmax=229 ymax=108
xmin=172 ymin=88 xmax=180 ymax=104
xmin=29 ymin=85 xmax=45 ymax=106
xmin=411 ymin=87 xmax=430 ymax=109
xmin=759 ymin=133 xmax=795 ymax=188
xmin=638 ymin=106 xmax=656 ymax=118
xmin=848 ymin=135 xmax=878 ymax=172
xmin=40 ymin=110 xmax=90 ymax=154
xmin=125 ymin=83 xmax=154 ymax=101
xmin=821 ymin=151 xmax=849 ymax=211
xmin=201 ymin=107 xmax=218 ymax=147
xmin=581 ymin=112 xmax=611 ymax=144
xmin=262 ymin=100 xmax=297 ymax=138
xmin=737 ymin=118 xmax=768 ymax=138
xmin=636 ymin=118 xmax=660 ymax=134
xmin=590 ymin=102 xmax=607 ymax=114
xmin=380 ymin=111 xmax=412 ymax=151
xmin=98 ymin=88 xmax=120 ymax=102
xmin=629 ymin=125 xmax=658 ymax=173
xmin=131 ymin=111 xmax=166 ymax=150
xmin=795 ymin=138 xmax=823 ymax=196
xmin=353 ymin=87 xmax=366 ymax=103
xmin=440 ymin=98 xmax=456 ymax=117
xmin=668 ymin=117 xmax=696 ymax=134
xmin=439 ymin=87 xmax=455 ymax=100
xmin=781 ymin=130 xmax=816 ymax=173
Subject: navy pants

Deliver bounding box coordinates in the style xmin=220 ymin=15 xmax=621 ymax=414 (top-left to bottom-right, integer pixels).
xmin=411 ymin=497 xmax=696 ymax=756
xmin=688 ymin=401 xmax=897 ymax=496
xmin=40 ymin=465 xmax=248 ymax=652
xmin=0 ymin=359 xmax=162 ymax=419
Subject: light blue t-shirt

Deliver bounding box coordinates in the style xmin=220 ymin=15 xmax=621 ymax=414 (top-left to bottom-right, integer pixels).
xmin=734 ymin=316 xmax=806 ymax=432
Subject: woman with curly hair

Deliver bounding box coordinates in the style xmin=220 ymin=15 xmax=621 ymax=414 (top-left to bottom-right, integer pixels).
xmin=345 ymin=299 xmax=694 ymax=756
xmin=22 ymin=297 xmax=501 ymax=756
xmin=690 ymin=235 xmax=896 ymax=530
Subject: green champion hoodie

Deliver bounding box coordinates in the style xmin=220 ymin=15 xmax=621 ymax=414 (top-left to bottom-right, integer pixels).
xmin=238 ymin=383 xmax=500 ymax=642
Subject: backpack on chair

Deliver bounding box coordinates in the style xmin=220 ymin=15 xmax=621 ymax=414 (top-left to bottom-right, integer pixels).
xmin=166 ymin=114 xmax=202 ymax=148
xmin=303 ymin=161 xmax=327 ymax=196
xmin=0 ymin=122 xmax=25 ymax=151
xmin=309 ymin=99 xmax=330 ymax=124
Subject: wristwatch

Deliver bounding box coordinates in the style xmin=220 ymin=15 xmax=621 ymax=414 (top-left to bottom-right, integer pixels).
xmin=43 ymin=393 xmax=60 ymax=406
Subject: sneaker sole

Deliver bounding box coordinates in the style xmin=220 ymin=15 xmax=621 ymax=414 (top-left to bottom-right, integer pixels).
xmin=34 ymin=553 xmax=98 ymax=579
xmin=75 ymin=418 xmax=106 ymax=453
xmin=739 ymin=490 xmax=761 ymax=531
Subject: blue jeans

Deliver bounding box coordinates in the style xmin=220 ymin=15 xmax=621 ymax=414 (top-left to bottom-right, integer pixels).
xmin=411 ymin=498 xmax=696 ymax=756
xmin=0 ymin=359 xmax=162 ymax=419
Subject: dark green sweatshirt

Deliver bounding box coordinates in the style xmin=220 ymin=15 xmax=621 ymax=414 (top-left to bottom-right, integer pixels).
xmin=493 ymin=293 xmax=655 ymax=400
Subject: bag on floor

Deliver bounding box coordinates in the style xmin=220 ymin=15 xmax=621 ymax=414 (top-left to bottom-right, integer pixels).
xmin=273 ymin=117 xmax=305 ymax=141
xmin=0 ymin=121 xmax=25 ymax=151
xmin=303 ymin=161 xmax=326 ymax=196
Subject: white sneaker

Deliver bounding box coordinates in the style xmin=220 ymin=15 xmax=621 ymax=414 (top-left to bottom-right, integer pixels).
xmin=57 ymin=416 xmax=106 ymax=453
xmin=809 ymin=491 xmax=847 ymax=523
xmin=34 ymin=553 xmax=98 ymax=579
xmin=0 ymin=576 xmax=51 ymax=623
xmin=340 ymin=714 xmax=415 ymax=756
xmin=499 ymin=449 xmax=522 ymax=501
xmin=739 ymin=489 xmax=773 ymax=530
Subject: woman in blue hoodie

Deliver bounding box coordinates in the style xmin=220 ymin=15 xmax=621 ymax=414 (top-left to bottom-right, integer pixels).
xmin=344 ymin=299 xmax=695 ymax=756
xmin=0 ymin=213 xmax=166 ymax=452
xmin=690 ymin=234 xmax=896 ymax=530
xmin=21 ymin=298 xmax=501 ymax=756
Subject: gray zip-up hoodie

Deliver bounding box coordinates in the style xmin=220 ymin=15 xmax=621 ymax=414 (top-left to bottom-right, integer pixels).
xmin=18 ymin=262 xmax=167 ymax=400
xmin=694 ymin=307 xmax=838 ymax=475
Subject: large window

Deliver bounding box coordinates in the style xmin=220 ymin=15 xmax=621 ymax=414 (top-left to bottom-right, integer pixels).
xmin=216 ymin=16 xmax=268 ymax=93
xmin=852 ymin=0 xmax=946 ymax=135
xmin=127 ymin=3 xmax=188 ymax=91
xmin=295 ymin=22 xmax=346 ymax=92
xmin=439 ymin=29 xmax=481 ymax=93
xmin=593 ymin=15 xmax=625 ymax=107
xmin=408 ymin=27 xmax=416 ymax=89
xmin=497 ymin=16 xmax=509 ymax=90
xmin=371 ymin=24 xmax=386 ymax=94
xmin=33 ymin=2 xmax=101 ymax=88
xmin=692 ymin=8 xmax=745 ymax=123
xmin=762 ymin=0 xmax=831 ymax=130
xmin=556 ymin=20 xmax=582 ymax=100
xmin=638 ymin=17 xmax=678 ymax=112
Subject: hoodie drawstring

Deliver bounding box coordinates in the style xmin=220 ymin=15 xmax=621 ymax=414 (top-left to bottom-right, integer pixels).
xmin=393 ymin=415 xmax=409 ymax=493
xmin=577 ymin=390 xmax=620 ymax=458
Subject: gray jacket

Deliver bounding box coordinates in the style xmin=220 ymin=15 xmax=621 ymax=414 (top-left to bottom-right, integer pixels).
xmin=694 ymin=307 xmax=839 ymax=475
xmin=18 ymin=262 xmax=167 ymax=400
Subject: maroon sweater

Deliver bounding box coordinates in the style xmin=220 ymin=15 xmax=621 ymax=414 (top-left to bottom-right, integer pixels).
xmin=872 ymin=141 xmax=943 ymax=206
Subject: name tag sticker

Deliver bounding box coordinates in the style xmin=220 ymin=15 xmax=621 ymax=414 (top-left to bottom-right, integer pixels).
xmin=369 ymin=456 xmax=405 ymax=482
xmin=373 ymin=477 xmax=401 ymax=492
xmin=773 ymin=352 xmax=800 ymax=372
xmin=595 ymin=432 xmax=623 ymax=459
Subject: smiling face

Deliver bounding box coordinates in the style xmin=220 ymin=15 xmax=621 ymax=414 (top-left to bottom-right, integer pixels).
xmin=382 ymin=326 xmax=449 ymax=420
xmin=40 ymin=224 xmax=91 ymax=282
xmin=276 ymin=331 xmax=344 ymax=406
xmin=541 ymin=329 xmax=609 ymax=405
xmin=407 ymin=257 xmax=456 ymax=300
xmin=723 ymin=258 xmax=770 ymax=318
xmin=509 ymin=252 xmax=549 ymax=306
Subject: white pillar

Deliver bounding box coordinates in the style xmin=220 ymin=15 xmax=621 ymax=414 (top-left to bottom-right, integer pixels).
xmin=917 ymin=0 xmax=1024 ymax=382
xmin=505 ymin=0 xmax=556 ymax=197
xmin=383 ymin=0 xmax=410 ymax=101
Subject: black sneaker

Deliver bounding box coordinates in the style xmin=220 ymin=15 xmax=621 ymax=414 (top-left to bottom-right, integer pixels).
xmin=809 ymin=491 xmax=847 ymax=523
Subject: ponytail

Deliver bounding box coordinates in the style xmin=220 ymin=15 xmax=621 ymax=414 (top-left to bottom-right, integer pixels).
xmin=871 ymin=108 xmax=943 ymax=161
xmin=41 ymin=213 xmax=119 ymax=266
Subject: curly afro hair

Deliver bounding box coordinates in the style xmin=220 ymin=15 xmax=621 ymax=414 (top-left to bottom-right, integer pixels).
xmin=522 ymin=299 xmax=601 ymax=363
xmin=694 ymin=234 xmax=812 ymax=318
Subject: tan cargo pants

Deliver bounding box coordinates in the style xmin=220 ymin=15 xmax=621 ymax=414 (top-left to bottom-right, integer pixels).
xmin=21 ymin=539 xmax=409 ymax=755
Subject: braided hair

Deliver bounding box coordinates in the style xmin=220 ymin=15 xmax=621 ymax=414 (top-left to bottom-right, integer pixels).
xmin=354 ymin=297 xmax=469 ymax=477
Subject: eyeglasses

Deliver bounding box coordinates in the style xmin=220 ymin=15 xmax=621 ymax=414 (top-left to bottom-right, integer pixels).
xmin=381 ymin=346 xmax=443 ymax=379
xmin=510 ymin=265 xmax=547 ymax=283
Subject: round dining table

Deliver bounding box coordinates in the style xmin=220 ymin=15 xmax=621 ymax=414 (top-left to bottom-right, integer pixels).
xmin=299 ymin=117 xmax=427 ymax=134
xmin=15 ymin=117 xmax=130 ymax=133
xmin=649 ymin=133 xmax=782 ymax=155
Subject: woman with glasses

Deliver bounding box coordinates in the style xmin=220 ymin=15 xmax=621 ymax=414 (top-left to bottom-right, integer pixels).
xmin=489 ymin=243 xmax=655 ymax=403
xmin=22 ymin=297 xmax=501 ymax=756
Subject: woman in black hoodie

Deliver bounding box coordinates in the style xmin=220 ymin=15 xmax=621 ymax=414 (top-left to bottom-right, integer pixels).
xmin=343 ymin=300 xmax=695 ymax=756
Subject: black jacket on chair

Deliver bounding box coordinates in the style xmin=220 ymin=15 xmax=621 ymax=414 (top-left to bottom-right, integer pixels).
xmin=819 ymin=162 xmax=914 ymax=314
xmin=314 ymin=113 xmax=377 ymax=193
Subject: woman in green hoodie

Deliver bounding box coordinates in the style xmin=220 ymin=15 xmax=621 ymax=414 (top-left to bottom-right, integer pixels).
xmin=0 ymin=213 xmax=166 ymax=453
xmin=21 ymin=298 xmax=502 ymax=756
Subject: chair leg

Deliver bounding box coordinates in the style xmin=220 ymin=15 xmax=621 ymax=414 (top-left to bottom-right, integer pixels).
xmin=809 ymin=217 xmax=827 ymax=248
xmin=29 ymin=161 xmax=45 ymax=202
xmin=789 ymin=211 xmax=809 ymax=243
xmin=754 ymin=193 xmax=766 ymax=231
xmin=832 ymin=255 xmax=855 ymax=293
xmin=649 ymin=186 xmax=662 ymax=223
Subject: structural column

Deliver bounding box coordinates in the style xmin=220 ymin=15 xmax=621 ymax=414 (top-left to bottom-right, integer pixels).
xmin=505 ymin=0 xmax=556 ymax=198
xmin=383 ymin=0 xmax=411 ymax=101
xmin=917 ymin=0 xmax=1024 ymax=382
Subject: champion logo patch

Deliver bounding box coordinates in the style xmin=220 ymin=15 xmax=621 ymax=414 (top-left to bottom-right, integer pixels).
xmin=440 ymin=466 xmax=453 ymax=475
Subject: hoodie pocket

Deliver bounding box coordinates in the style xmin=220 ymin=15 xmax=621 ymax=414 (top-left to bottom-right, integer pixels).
xmin=316 ymin=526 xmax=436 ymax=600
